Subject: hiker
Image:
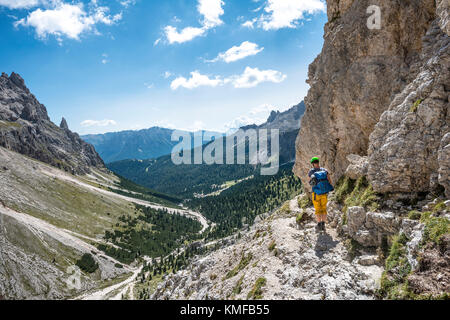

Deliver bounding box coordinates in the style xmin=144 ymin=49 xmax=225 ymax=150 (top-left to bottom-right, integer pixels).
xmin=308 ymin=157 xmax=334 ymax=231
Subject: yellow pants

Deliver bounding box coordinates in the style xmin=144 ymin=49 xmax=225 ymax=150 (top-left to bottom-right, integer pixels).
xmin=312 ymin=193 xmax=327 ymax=216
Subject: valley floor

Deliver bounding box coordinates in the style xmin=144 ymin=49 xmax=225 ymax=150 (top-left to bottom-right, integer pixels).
xmin=0 ymin=147 xmax=210 ymax=299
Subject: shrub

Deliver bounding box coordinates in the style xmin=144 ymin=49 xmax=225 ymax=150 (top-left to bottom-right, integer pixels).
xmin=115 ymin=263 xmax=123 ymax=268
xmin=76 ymin=253 xmax=99 ymax=273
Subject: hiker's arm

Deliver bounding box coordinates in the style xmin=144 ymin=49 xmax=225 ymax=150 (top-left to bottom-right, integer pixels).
xmin=327 ymin=174 xmax=332 ymax=185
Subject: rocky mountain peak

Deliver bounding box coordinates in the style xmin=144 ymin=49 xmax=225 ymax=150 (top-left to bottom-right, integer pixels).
xmin=60 ymin=117 xmax=69 ymax=130
xmin=0 ymin=72 xmax=104 ymax=174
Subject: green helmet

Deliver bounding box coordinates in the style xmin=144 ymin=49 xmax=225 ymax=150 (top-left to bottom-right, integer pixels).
xmin=310 ymin=157 xmax=320 ymax=164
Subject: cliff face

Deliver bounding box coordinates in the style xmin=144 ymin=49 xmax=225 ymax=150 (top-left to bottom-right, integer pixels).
xmin=367 ymin=6 xmax=449 ymax=196
xmin=293 ymin=0 xmax=446 ymax=195
xmin=0 ymin=72 xmax=104 ymax=174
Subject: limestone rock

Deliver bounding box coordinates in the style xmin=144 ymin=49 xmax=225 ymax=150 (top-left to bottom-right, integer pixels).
xmin=347 ymin=206 xmax=366 ymax=233
xmin=60 ymin=117 xmax=69 ymax=130
xmin=151 ymin=201 xmax=383 ymax=300
xmin=438 ymin=133 xmax=450 ymax=198
xmin=0 ymin=72 xmax=104 ymax=174
xmin=367 ymin=16 xmax=449 ymax=194
xmin=294 ymin=0 xmax=436 ymax=192
xmin=346 ymin=206 xmax=401 ymax=247
xmin=345 ymin=154 xmax=369 ymax=180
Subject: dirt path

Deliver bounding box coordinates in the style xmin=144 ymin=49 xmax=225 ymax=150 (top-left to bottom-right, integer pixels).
xmin=76 ymin=266 xmax=141 ymax=300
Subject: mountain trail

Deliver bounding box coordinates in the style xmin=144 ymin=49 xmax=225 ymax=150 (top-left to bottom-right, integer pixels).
xmin=150 ymin=196 xmax=383 ymax=300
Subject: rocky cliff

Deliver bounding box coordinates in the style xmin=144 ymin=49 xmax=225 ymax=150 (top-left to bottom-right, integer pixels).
xmin=293 ymin=0 xmax=449 ymax=198
xmin=0 ymin=72 xmax=104 ymax=174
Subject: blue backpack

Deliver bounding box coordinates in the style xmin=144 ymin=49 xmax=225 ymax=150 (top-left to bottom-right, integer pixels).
xmin=312 ymin=170 xmax=334 ymax=195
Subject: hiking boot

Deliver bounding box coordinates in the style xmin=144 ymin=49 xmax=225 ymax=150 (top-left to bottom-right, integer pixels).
xmin=319 ymin=222 xmax=325 ymax=231
xmin=316 ymin=223 xmax=321 ymax=232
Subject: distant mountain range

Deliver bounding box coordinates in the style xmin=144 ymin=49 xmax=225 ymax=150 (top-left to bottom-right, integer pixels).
xmin=83 ymin=102 xmax=305 ymax=164
xmin=82 ymin=127 xmax=223 ymax=163
xmin=107 ymin=101 xmax=305 ymax=198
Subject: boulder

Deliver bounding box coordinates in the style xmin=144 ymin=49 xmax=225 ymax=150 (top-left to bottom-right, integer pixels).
xmin=345 ymin=154 xmax=369 ymax=180
xmin=347 ymin=206 xmax=366 ymax=232
xmin=365 ymin=211 xmax=399 ymax=234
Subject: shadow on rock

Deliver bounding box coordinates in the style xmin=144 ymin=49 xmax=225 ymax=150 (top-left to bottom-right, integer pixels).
xmin=314 ymin=232 xmax=339 ymax=258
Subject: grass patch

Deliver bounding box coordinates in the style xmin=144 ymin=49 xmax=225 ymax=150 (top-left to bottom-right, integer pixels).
xmin=297 ymin=194 xmax=312 ymax=209
xmin=232 ymin=275 xmax=244 ymax=296
xmin=296 ymin=212 xmax=304 ymax=225
xmin=332 ymin=176 xmax=355 ymax=203
xmin=0 ymin=120 xmax=22 ymax=129
xmin=247 ymin=277 xmax=266 ymax=300
xmin=344 ymin=177 xmax=379 ymax=212
xmin=422 ymin=217 xmax=449 ymax=245
xmin=432 ymin=201 xmax=446 ymax=213
xmin=279 ymin=201 xmax=291 ymax=214
xmin=409 ymin=99 xmax=423 ymax=113
xmin=225 ymin=253 xmax=253 ymax=279
xmin=378 ymin=233 xmax=412 ymax=299
xmin=268 ymin=240 xmax=276 ymax=252
xmin=333 ymin=176 xmax=379 ymax=213
xmin=407 ymin=210 xmax=422 ymax=220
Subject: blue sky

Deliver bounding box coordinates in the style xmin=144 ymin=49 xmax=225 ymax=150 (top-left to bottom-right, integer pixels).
xmin=0 ymin=0 xmax=327 ymax=134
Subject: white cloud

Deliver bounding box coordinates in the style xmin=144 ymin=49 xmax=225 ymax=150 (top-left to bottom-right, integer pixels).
xmin=119 ymin=0 xmax=135 ymax=8
xmin=163 ymin=71 xmax=172 ymax=79
xmin=164 ymin=0 xmax=224 ymax=44
xmin=229 ymin=66 xmax=286 ymax=88
xmin=0 ymin=0 xmax=39 ymax=9
xmin=13 ymin=2 xmax=122 ymax=40
xmin=197 ymin=0 xmax=224 ymax=28
xmin=170 ymin=67 xmax=286 ymax=90
xmin=144 ymin=82 xmax=154 ymax=89
xmin=101 ymin=53 xmax=108 ymax=64
xmin=170 ymin=71 xmax=223 ymax=90
xmin=207 ymin=41 xmax=263 ymax=63
xmin=245 ymin=0 xmax=325 ymax=31
xmin=223 ymin=103 xmax=276 ymax=132
xmin=81 ymin=119 xmax=117 ymax=127
xmin=164 ymin=25 xmax=206 ymax=44
xmin=153 ymin=37 xmax=161 ymax=46
xmin=242 ymin=19 xmax=256 ymax=28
